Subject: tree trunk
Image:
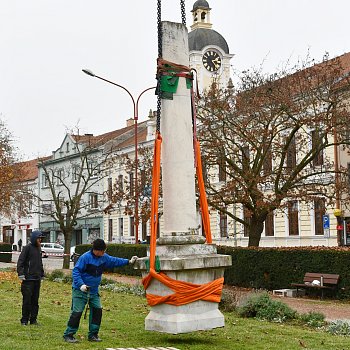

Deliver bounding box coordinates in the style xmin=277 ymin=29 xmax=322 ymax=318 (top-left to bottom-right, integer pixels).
xmin=248 ymin=216 xmax=265 ymax=247
xmin=62 ymin=230 xmax=72 ymax=269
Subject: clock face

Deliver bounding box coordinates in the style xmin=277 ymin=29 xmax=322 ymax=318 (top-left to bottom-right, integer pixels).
xmin=202 ymin=50 xmax=222 ymax=72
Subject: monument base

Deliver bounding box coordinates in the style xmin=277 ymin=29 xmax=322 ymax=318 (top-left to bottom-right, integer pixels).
xmin=145 ymin=302 xmax=224 ymax=334
xmin=136 ymin=243 xmax=232 ymax=334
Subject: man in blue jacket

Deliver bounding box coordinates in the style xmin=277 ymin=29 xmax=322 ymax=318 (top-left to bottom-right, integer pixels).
xmin=17 ymin=230 xmax=45 ymax=326
xmin=63 ymin=238 xmax=138 ymax=343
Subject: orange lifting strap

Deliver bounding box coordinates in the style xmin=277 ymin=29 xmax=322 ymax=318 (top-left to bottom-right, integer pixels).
xmin=142 ymin=132 xmax=223 ymax=306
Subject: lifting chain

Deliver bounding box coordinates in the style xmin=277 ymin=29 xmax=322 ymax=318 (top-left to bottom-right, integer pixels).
xmin=156 ymin=0 xmax=187 ymax=132
xmin=180 ymin=0 xmax=186 ymax=26
xmin=156 ymin=0 xmax=162 ymax=132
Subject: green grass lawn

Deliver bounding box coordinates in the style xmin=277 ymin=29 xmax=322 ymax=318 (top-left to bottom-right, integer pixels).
xmin=1 ymin=272 xmax=349 ymax=350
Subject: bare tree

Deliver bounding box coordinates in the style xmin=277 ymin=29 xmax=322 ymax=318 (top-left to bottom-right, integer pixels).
xmin=35 ymin=135 xmax=117 ymax=268
xmin=108 ymin=144 xmax=160 ymax=241
xmin=0 ymin=120 xmax=27 ymax=216
xmin=197 ymin=54 xmax=350 ymax=246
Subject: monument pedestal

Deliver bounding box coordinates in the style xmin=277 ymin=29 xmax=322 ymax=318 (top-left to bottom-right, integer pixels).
xmin=136 ymin=244 xmax=232 ymax=334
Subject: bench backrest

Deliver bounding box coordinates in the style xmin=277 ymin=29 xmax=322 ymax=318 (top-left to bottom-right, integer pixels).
xmin=303 ymin=272 xmax=339 ymax=285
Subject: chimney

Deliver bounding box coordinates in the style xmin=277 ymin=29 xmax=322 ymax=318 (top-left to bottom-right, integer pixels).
xmin=126 ymin=118 xmax=134 ymax=127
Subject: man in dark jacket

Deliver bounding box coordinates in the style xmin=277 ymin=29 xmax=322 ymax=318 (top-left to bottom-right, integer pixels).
xmin=17 ymin=230 xmax=45 ymax=326
xmin=63 ymin=238 xmax=138 ymax=343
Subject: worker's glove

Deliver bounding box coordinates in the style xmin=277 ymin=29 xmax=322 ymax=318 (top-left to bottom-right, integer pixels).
xmin=18 ymin=275 xmax=25 ymax=281
xmin=80 ymin=284 xmax=88 ymax=292
xmin=129 ymin=256 xmax=138 ymax=265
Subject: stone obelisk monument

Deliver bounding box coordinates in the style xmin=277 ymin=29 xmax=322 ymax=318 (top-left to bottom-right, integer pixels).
xmin=137 ymin=21 xmax=231 ymax=334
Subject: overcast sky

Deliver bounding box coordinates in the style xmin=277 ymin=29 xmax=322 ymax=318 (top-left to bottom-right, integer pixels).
xmin=1 ymin=0 xmax=349 ymax=160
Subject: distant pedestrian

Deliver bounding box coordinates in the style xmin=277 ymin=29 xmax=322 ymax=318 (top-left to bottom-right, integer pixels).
xmin=17 ymin=238 xmax=22 ymax=252
xmin=63 ymin=238 xmax=138 ymax=343
xmin=17 ymin=231 xmax=45 ymax=326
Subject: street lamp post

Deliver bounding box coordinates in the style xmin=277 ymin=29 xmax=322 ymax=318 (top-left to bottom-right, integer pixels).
xmin=82 ymin=69 xmax=155 ymax=244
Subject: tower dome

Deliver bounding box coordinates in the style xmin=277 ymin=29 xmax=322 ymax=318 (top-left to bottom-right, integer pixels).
xmin=192 ymin=0 xmax=210 ymax=11
xmin=189 ymin=28 xmax=229 ymax=54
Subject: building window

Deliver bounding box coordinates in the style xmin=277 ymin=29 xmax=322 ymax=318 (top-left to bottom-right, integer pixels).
xmin=66 ymin=142 xmax=70 ymax=153
xmin=130 ymin=216 xmax=135 ymax=236
xmin=314 ymin=198 xmax=325 ymax=235
xmin=219 ymin=212 xmax=227 ymax=237
xmin=140 ymin=169 xmax=146 ymax=192
xmin=129 ymin=172 xmax=134 ymax=196
xmin=142 ymin=219 xmax=147 ymax=241
xmin=311 ymin=130 xmax=324 ymax=166
xmin=42 ymin=174 xmax=49 ymax=188
xmin=242 ymin=146 xmax=250 ymax=172
xmin=218 ymin=150 xmax=226 ymax=182
xmin=118 ymin=218 xmax=123 ymax=236
xmin=265 ymin=211 xmax=274 ymax=236
xmin=89 ymin=193 xmax=98 ymax=209
xmin=118 ymin=175 xmax=124 ymax=192
xmin=288 ymin=201 xmax=299 ymax=236
xmin=263 ymin=148 xmax=272 ymax=175
xmin=72 ymin=165 xmax=79 ymax=182
xmin=56 ymin=169 xmax=64 ymax=185
xmin=88 ymin=161 xmax=99 ymax=177
xmin=107 ymin=178 xmax=112 ymax=201
xmin=286 ymin=136 xmax=296 ymax=171
xmin=41 ymin=203 xmax=52 ymax=215
xmin=202 ymin=156 xmax=208 ymax=184
xmin=108 ymin=219 xmax=113 ymax=242
xmin=243 ymin=208 xmax=251 ymax=237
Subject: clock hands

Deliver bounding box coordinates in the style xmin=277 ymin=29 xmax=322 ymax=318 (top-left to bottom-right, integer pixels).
xmin=202 ymin=51 xmax=221 ymax=72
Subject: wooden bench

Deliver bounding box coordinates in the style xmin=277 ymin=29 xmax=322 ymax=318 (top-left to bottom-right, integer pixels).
xmin=291 ymin=272 xmax=340 ymax=299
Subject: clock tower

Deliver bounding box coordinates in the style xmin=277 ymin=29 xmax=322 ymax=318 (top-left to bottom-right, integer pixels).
xmin=188 ymin=0 xmax=234 ymax=92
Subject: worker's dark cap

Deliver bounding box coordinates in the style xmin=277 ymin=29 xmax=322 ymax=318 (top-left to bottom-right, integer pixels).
xmin=92 ymin=239 xmax=106 ymax=251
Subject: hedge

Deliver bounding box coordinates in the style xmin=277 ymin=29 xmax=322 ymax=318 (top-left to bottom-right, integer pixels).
xmin=74 ymin=243 xmax=350 ymax=298
xmin=75 ymin=243 xmax=148 ymax=276
xmin=0 ymin=243 xmax=12 ymax=263
xmin=218 ymin=246 xmax=350 ymax=298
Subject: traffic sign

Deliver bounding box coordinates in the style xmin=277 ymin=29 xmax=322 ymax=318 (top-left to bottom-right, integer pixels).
xmin=323 ymin=214 xmax=330 ymax=229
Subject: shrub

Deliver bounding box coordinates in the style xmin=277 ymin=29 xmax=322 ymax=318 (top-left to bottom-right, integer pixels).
xmin=299 ymin=312 xmax=326 ymax=328
xmin=100 ymin=282 xmax=145 ymax=297
xmin=101 ymin=276 xmax=115 ymax=286
xmin=218 ymin=246 xmax=350 ymax=298
xmin=47 ymin=269 xmax=65 ymax=281
xmin=237 ymin=292 xmax=297 ymax=323
xmin=327 ymin=320 xmax=350 ymax=336
xmin=0 ymin=243 xmax=12 ymax=263
xmin=219 ymin=288 xmax=239 ymax=312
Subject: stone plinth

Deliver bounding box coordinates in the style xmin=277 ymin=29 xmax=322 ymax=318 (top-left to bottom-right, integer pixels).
xmin=136 ymin=244 xmax=232 ymax=334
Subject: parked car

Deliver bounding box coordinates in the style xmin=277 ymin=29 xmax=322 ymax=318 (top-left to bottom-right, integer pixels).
xmin=41 ymin=242 xmax=64 ymax=258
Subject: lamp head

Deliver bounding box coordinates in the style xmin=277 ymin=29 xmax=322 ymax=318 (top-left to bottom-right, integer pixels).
xmin=333 ymin=208 xmax=342 ymax=217
xmin=82 ymin=69 xmax=95 ymax=77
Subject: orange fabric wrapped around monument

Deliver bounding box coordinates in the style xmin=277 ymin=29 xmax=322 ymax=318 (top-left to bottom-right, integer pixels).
xmin=141 ymin=132 xmax=223 ymax=306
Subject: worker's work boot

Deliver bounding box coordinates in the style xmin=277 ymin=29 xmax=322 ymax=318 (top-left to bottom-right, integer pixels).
xmin=63 ymin=334 xmax=79 ymax=343
xmin=88 ymin=334 xmax=102 ymax=342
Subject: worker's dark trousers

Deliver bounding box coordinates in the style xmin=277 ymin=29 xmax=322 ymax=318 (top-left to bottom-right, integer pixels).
xmin=21 ymin=280 xmax=41 ymax=324
xmin=64 ymin=288 xmax=102 ymax=338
